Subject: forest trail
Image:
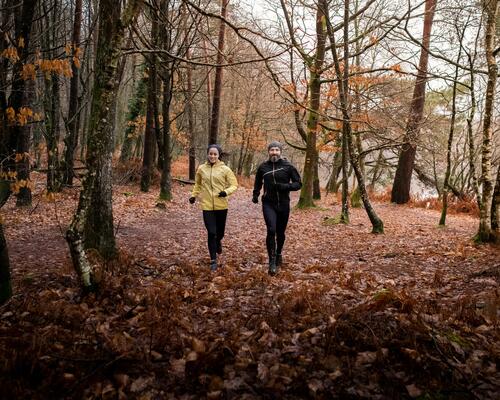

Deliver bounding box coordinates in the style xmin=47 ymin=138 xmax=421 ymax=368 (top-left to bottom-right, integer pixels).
xmin=5 ymin=176 xmax=496 ymax=295
xmin=1 ymin=177 xmax=499 ymax=399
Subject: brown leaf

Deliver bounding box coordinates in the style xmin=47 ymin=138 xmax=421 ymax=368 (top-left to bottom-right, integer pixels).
xmin=192 ymin=337 xmax=206 ymax=353
xmin=406 ymin=384 xmax=422 ymax=398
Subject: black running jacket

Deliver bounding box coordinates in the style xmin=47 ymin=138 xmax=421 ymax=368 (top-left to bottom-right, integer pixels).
xmin=253 ymin=158 xmax=302 ymax=206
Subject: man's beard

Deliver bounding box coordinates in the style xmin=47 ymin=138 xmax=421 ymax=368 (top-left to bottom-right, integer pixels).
xmin=270 ymin=155 xmax=280 ymax=162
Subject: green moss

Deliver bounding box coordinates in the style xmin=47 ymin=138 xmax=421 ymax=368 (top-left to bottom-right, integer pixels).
xmin=350 ymin=187 xmax=362 ymax=208
xmin=322 ymin=214 xmax=348 ymax=225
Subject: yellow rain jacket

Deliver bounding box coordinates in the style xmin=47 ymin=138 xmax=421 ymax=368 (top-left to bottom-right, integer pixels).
xmin=191 ymin=160 xmax=238 ymax=210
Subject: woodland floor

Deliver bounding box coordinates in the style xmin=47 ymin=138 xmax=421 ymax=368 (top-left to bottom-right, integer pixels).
xmin=0 ymin=171 xmax=499 ymax=399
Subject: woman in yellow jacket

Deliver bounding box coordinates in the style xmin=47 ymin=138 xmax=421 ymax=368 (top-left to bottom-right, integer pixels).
xmin=189 ymin=144 xmax=238 ymax=271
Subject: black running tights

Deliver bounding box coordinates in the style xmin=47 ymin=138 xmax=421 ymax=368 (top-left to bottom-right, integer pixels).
xmin=202 ymin=209 xmax=228 ymax=260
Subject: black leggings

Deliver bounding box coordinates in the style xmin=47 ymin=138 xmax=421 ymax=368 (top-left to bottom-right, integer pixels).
xmin=262 ymin=201 xmax=290 ymax=258
xmin=202 ymin=209 xmax=228 ymax=260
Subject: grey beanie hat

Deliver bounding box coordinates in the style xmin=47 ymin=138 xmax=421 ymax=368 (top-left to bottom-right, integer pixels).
xmin=207 ymin=144 xmax=223 ymax=155
xmin=267 ymin=141 xmax=283 ymax=151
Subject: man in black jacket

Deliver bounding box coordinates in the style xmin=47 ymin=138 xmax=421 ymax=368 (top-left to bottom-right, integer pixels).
xmin=252 ymin=141 xmax=302 ymax=275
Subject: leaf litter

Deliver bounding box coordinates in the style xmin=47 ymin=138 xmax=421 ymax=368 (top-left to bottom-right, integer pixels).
xmin=0 ymin=176 xmax=498 ymax=399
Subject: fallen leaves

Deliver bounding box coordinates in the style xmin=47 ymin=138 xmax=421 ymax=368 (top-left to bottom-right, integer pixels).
xmin=0 ymin=180 xmax=498 ymax=399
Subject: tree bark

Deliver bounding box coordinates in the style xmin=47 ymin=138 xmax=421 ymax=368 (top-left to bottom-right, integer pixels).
xmin=141 ymin=11 xmax=159 ymax=192
xmin=439 ymin=31 xmax=462 ymax=226
xmin=0 ymin=5 xmax=12 ymax=159
xmin=141 ymin=65 xmax=157 ymax=192
xmin=477 ymin=0 xmax=498 ymax=242
xmin=159 ymin=0 xmax=173 ymax=201
xmin=391 ymin=0 xmax=436 ymax=204
xmin=208 ymin=0 xmax=229 ymax=145
xmin=43 ymin=0 xmax=62 ymax=192
xmin=66 ymin=0 xmax=142 ymax=288
xmin=62 ymin=0 xmax=83 ymax=186
xmin=186 ymin=53 xmax=196 ymax=180
xmin=296 ymin=0 xmax=326 ymax=208
xmin=9 ymin=0 xmax=38 ymax=207
xmin=0 ymin=222 xmax=11 ymax=305
xmin=466 ymin=58 xmax=480 ymax=209
xmin=491 ymin=165 xmax=500 ymax=234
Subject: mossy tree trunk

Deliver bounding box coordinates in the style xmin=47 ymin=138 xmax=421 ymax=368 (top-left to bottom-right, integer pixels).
xmin=120 ymin=75 xmax=147 ymax=162
xmin=295 ymin=0 xmax=326 ymax=208
xmin=159 ymin=0 xmax=173 ymax=201
xmin=66 ymin=0 xmax=142 ymax=289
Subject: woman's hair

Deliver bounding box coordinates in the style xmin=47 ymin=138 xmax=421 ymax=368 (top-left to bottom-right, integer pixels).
xmin=207 ymin=144 xmax=223 ymax=156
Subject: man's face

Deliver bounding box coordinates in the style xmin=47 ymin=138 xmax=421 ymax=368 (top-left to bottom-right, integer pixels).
xmin=268 ymin=147 xmax=281 ymax=162
xmin=208 ymin=148 xmax=219 ymax=164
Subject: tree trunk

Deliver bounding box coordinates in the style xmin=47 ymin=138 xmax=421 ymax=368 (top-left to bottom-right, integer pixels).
xmin=313 ymin=152 xmax=321 ymax=199
xmin=0 ymin=5 xmax=12 ymax=159
xmin=66 ymin=0 xmax=142 ymax=288
xmin=141 ymin=66 xmax=156 ymax=192
xmin=186 ymin=54 xmax=196 ymax=180
xmin=369 ymin=150 xmax=384 ymax=190
xmin=491 ymin=165 xmax=500 ymax=234
xmin=9 ymin=0 xmax=37 ymax=207
xmin=208 ymin=0 xmax=228 ymax=145
xmin=440 ymin=37 xmax=462 ymax=226
xmin=326 ymin=0 xmax=383 ymax=232
xmin=141 ymin=12 xmax=158 ymax=192
xmin=0 ymin=222 xmax=11 ymax=305
xmin=159 ymin=71 xmax=173 ymax=200
xmin=120 ymin=75 xmax=147 ymax=162
xmin=391 ymin=0 xmax=436 ymax=204
xmin=477 ymin=0 xmax=498 ymax=242
xmin=466 ymin=57 xmax=480 ymax=209
xmin=297 ymin=1 xmax=326 ymax=208
xmin=44 ymin=0 xmax=62 ymax=193
xmin=62 ymin=0 xmax=83 ymax=186
xmin=159 ymin=0 xmax=172 ymax=201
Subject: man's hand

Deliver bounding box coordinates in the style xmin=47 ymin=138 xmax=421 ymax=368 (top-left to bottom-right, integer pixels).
xmin=218 ymin=191 xmax=227 ymax=197
xmin=252 ymin=195 xmax=259 ymax=204
xmin=189 ymin=196 xmax=196 ymax=204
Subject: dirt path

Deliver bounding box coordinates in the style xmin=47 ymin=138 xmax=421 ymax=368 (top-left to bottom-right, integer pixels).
xmin=5 ymin=179 xmax=496 ymax=296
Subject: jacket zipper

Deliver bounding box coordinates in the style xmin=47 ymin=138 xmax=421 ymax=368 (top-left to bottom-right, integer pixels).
xmin=210 ymin=164 xmax=215 ymax=210
xmin=273 ymin=161 xmax=280 ymax=207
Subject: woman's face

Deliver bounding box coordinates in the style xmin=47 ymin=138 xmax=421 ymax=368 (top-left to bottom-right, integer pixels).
xmin=207 ymin=148 xmax=219 ymax=164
